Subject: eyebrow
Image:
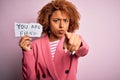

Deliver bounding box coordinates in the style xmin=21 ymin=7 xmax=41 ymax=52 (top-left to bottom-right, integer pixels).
xmin=53 ymin=18 xmax=60 ymax=20
xmin=52 ymin=18 xmax=69 ymax=20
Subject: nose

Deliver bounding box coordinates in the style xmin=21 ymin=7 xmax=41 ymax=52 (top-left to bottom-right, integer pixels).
xmin=59 ymin=20 xmax=63 ymax=28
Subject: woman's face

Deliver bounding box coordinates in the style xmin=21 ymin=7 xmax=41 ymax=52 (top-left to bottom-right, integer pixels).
xmin=49 ymin=10 xmax=69 ymax=41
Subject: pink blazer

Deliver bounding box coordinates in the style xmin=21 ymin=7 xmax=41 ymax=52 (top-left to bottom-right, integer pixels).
xmin=22 ymin=34 xmax=89 ymax=80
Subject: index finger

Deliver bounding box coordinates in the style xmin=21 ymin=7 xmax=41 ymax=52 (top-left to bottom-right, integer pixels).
xmin=65 ymin=31 xmax=72 ymax=39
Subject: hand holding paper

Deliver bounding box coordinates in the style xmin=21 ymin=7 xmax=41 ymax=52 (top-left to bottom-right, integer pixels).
xmin=19 ymin=35 xmax=32 ymax=51
xmin=16 ymin=23 xmax=43 ymax=51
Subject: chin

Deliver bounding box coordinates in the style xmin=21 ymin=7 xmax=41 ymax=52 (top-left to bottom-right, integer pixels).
xmin=57 ymin=34 xmax=65 ymax=39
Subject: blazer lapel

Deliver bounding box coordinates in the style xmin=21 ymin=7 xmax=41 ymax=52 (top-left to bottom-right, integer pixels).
xmin=54 ymin=37 xmax=72 ymax=79
xmin=41 ymin=35 xmax=59 ymax=80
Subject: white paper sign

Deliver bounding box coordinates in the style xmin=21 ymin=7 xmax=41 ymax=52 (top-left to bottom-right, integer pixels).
xmin=15 ymin=23 xmax=43 ymax=37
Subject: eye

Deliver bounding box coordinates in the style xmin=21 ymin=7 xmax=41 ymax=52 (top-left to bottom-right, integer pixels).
xmin=63 ymin=19 xmax=69 ymax=23
xmin=53 ymin=19 xmax=59 ymax=23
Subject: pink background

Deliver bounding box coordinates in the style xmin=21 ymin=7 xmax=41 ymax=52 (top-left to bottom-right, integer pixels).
xmin=0 ymin=0 xmax=120 ymax=80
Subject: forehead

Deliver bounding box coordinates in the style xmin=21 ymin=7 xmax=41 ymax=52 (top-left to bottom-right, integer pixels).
xmin=51 ymin=10 xmax=69 ymax=19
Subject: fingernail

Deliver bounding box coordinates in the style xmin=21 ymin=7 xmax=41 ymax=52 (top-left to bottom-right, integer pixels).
xmin=64 ymin=48 xmax=68 ymax=53
xmin=70 ymin=51 xmax=75 ymax=55
xmin=72 ymin=51 xmax=75 ymax=55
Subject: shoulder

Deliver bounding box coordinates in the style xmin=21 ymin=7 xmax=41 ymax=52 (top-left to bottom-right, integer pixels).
xmin=32 ymin=34 xmax=48 ymax=44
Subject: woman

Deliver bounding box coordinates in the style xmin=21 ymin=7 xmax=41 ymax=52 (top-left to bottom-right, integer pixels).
xmin=19 ymin=0 xmax=89 ymax=80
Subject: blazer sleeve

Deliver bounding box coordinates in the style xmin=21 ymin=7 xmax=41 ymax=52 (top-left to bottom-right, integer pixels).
xmin=22 ymin=49 xmax=36 ymax=80
xmin=75 ymin=36 xmax=89 ymax=57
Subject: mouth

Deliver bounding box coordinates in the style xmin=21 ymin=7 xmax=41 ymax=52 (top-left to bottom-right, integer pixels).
xmin=59 ymin=30 xmax=65 ymax=34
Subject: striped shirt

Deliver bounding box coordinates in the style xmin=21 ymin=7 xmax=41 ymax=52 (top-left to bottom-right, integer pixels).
xmin=49 ymin=40 xmax=59 ymax=60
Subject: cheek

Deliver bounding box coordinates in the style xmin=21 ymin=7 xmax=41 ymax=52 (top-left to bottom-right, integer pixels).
xmin=66 ymin=24 xmax=69 ymax=30
xmin=50 ymin=23 xmax=59 ymax=31
xmin=50 ymin=25 xmax=58 ymax=33
xmin=50 ymin=20 xmax=58 ymax=28
xmin=51 ymin=27 xmax=56 ymax=32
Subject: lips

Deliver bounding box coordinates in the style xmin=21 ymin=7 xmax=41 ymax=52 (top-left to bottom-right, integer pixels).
xmin=59 ymin=30 xmax=65 ymax=34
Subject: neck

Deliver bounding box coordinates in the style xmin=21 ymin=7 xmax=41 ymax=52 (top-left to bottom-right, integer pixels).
xmin=49 ymin=34 xmax=60 ymax=42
